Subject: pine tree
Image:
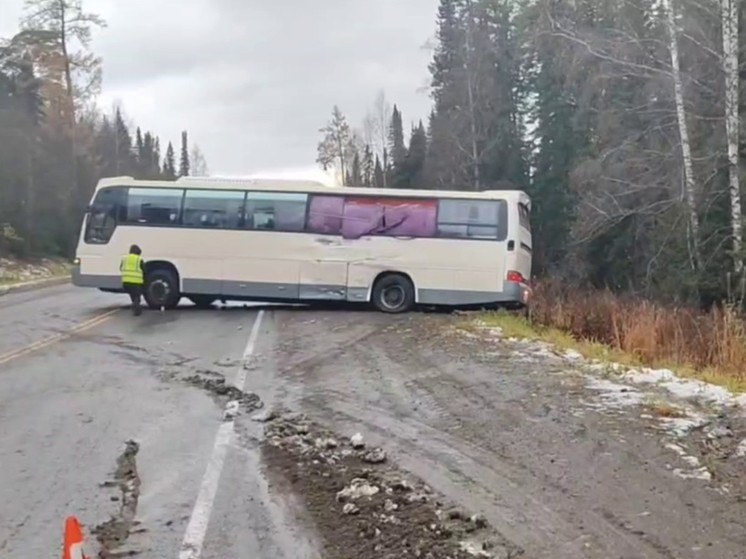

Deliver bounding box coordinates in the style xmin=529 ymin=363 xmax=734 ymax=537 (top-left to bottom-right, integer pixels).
xmin=135 ymin=126 xmax=144 ymax=159
xmin=153 ymin=138 xmax=161 ymax=176
xmin=113 ymin=108 xmax=133 ymax=175
xmin=179 ymin=130 xmax=190 ymax=177
xmin=164 ymin=141 xmax=176 ymax=179
xmin=427 ymin=0 xmax=527 ymax=190
xmin=351 ymin=150 xmax=362 ymax=186
xmin=94 ymin=115 xmax=117 ymax=177
xmin=527 ymin=0 xmax=584 ymax=273
xmin=142 ymin=132 xmax=158 ymax=178
xmin=373 ymin=155 xmax=384 ymax=188
xmin=406 ymin=121 xmax=428 ymax=189
xmin=388 ymin=105 xmax=409 ymax=188
xmin=389 ymin=105 xmax=405 ymax=159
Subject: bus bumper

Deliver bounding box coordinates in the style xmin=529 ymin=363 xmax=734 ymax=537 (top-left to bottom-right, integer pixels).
xmin=71 ymin=263 xmax=122 ymax=291
xmin=504 ymin=280 xmax=531 ymax=306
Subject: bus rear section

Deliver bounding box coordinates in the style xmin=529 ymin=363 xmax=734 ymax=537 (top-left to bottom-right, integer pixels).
xmin=502 ymin=193 xmax=532 ymax=308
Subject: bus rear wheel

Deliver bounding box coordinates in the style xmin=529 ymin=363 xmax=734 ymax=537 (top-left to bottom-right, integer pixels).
xmin=144 ymin=268 xmax=181 ymax=310
xmin=372 ymin=274 xmax=415 ymax=314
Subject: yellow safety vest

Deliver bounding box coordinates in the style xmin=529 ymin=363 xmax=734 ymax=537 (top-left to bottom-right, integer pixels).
xmin=120 ymin=254 xmax=144 ymax=285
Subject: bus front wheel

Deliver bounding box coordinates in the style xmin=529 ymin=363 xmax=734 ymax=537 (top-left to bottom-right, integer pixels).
xmin=372 ymin=274 xmax=415 ymax=314
xmin=144 ymin=268 xmax=181 ymax=310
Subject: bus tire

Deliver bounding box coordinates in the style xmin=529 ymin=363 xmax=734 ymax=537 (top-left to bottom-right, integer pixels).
xmin=144 ymin=268 xmax=181 ymax=310
xmin=372 ymin=274 xmax=415 ymax=314
xmin=189 ymin=295 xmax=217 ymax=309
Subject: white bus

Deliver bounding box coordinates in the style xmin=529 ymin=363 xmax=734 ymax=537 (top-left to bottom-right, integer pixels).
xmin=73 ymin=176 xmax=532 ymax=313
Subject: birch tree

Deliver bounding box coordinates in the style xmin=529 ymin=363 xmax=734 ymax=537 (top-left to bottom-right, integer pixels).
xmin=373 ymin=90 xmax=390 ymax=187
xmin=190 ymin=144 xmax=209 ymax=176
xmin=316 ymin=105 xmax=355 ymax=183
xmin=661 ymin=0 xmax=703 ymax=272
xmin=720 ymin=0 xmax=742 ymax=280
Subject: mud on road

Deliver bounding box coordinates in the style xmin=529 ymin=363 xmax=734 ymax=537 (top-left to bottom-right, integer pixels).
xmin=6 ymin=291 xmax=746 ymax=558
xmin=258 ymin=411 xmax=517 ymax=559
xmin=253 ymin=309 xmax=746 ymax=559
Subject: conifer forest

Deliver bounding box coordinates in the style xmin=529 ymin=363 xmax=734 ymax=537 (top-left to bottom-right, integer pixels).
xmin=318 ymin=0 xmax=746 ymax=306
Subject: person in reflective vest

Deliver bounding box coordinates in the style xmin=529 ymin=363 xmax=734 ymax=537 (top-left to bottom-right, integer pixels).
xmin=120 ymin=244 xmax=145 ymax=316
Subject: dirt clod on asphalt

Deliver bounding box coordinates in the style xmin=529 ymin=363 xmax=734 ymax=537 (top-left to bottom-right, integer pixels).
xmin=93 ymin=440 xmax=141 ymax=558
xmin=183 ymin=371 xmax=263 ymax=412
xmin=262 ymin=413 xmax=522 ymax=559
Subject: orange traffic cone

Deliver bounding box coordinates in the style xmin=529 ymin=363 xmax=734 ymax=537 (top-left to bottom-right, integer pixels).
xmin=62 ymin=516 xmax=89 ymax=559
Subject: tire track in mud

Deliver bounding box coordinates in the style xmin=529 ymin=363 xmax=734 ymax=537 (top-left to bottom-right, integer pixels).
xmin=271 ymin=313 xmax=687 ymax=559
xmin=307 ymin=395 xmax=684 ymax=559
xmin=275 ymin=325 xmax=393 ymax=381
xmin=275 ymin=325 xmax=570 ymax=551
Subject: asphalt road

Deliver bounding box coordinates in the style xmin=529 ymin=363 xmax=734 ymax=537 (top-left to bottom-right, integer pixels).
xmin=0 ymin=285 xmax=310 ymax=558
xmin=2 ymin=284 xmax=746 ymax=558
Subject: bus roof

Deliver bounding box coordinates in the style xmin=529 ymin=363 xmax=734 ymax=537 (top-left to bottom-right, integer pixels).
xmin=95 ymin=176 xmax=530 ymax=203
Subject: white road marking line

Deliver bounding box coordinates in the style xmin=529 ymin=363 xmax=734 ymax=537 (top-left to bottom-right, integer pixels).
xmin=234 ymin=309 xmax=264 ymax=391
xmin=177 ymin=422 xmax=233 ymax=559
xmin=178 ymin=310 xmax=265 ymax=559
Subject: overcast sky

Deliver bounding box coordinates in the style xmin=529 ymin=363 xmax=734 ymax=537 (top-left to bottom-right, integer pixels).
xmin=1 ymin=0 xmax=438 ymax=176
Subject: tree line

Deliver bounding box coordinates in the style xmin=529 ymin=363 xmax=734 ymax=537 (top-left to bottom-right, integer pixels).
xmin=318 ymin=0 xmax=746 ymax=307
xmin=0 ymin=0 xmax=208 ymax=258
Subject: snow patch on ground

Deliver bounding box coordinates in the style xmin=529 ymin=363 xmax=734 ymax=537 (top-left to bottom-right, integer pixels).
xmin=624 ymin=368 xmax=735 ymax=406
xmin=734 ymin=439 xmax=746 ymax=458
xmin=472 ymin=320 xmax=744 ymax=412
xmin=664 ymin=442 xmax=709 ymax=479
xmin=584 ymin=378 xmax=644 ymax=409
xmin=0 ymin=257 xmax=69 ymax=284
xmin=673 ymin=467 xmax=712 ymax=481
xmin=658 ymin=415 xmax=708 ymax=437
xmin=467 ymin=317 xmax=732 ymax=485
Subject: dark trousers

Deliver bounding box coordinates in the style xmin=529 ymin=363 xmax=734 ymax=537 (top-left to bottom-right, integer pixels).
xmin=123 ymin=283 xmax=143 ymax=315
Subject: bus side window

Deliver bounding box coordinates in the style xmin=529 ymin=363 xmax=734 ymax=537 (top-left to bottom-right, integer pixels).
xmin=307 ymin=195 xmax=344 ymax=235
xmin=182 ymin=189 xmax=244 ymax=229
xmin=436 ymin=199 xmax=505 ymax=240
xmin=245 ymin=192 xmax=307 ymax=232
xmin=123 ymin=188 xmax=185 ymax=226
xmin=518 ymin=203 xmax=531 ymax=231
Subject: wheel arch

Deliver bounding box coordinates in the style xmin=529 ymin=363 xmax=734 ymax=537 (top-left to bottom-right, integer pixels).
xmin=367 ymin=269 xmax=420 ymax=312
xmin=370 ymin=270 xmax=417 ymax=304
xmin=144 ymin=260 xmax=181 ymax=289
xmin=367 ymin=268 xmax=419 ymax=303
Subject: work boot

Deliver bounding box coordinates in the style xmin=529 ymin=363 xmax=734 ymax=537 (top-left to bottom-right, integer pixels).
xmin=133 ymin=305 xmax=142 ymax=316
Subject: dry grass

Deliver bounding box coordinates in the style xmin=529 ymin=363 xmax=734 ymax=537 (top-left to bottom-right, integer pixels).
xmin=644 ymin=398 xmax=688 ymax=418
xmin=480 ymin=280 xmax=746 ymax=392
